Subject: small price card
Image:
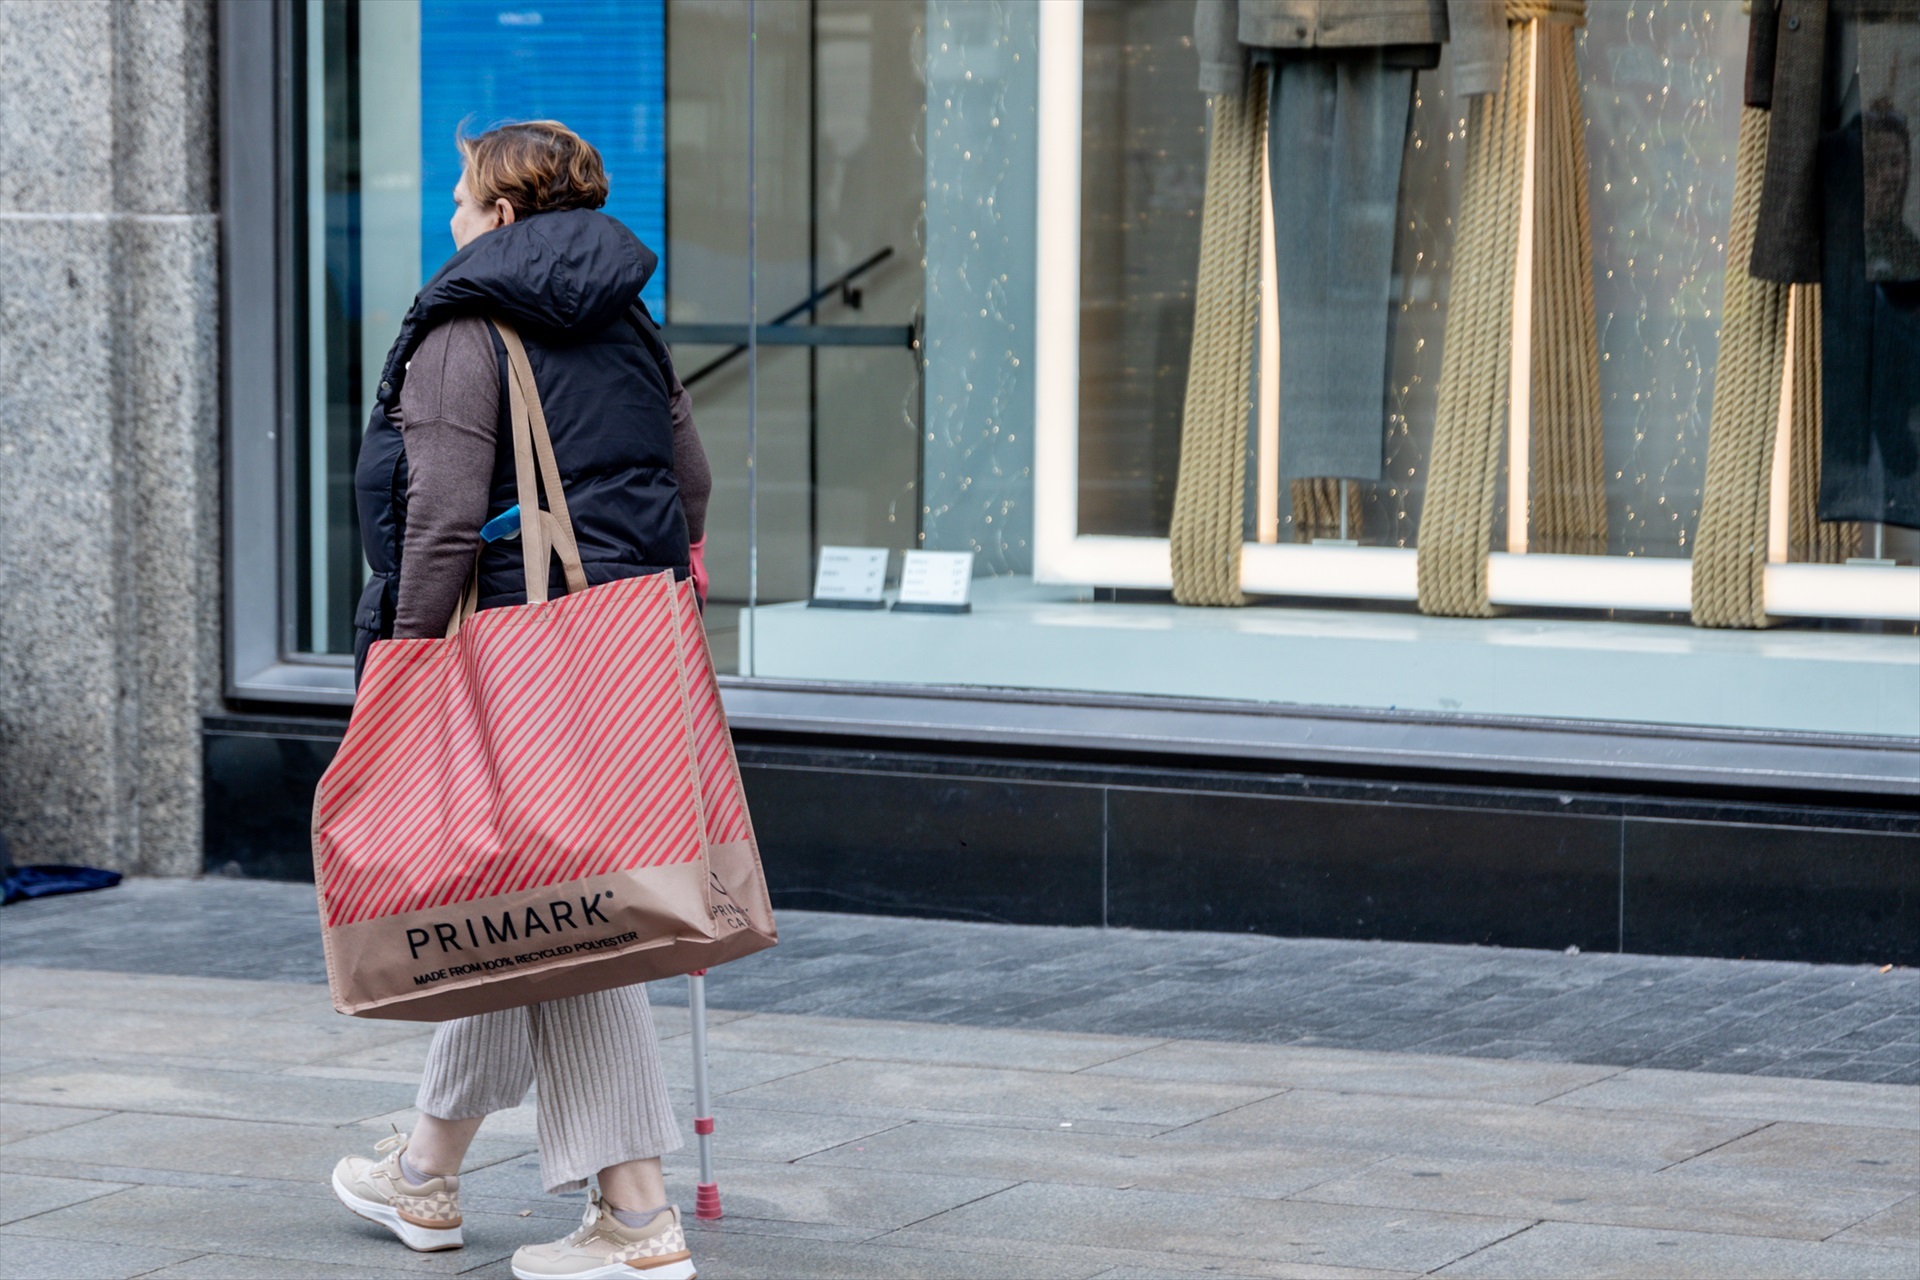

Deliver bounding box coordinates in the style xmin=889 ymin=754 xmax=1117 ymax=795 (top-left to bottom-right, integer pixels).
xmin=809 ymin=546 xmax=889 ymax=609
xmin=893 ymin=550 xmax=974 ymax=613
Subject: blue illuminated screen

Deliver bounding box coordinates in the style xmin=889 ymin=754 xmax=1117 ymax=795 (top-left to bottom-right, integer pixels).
xmin=420 ymin=0 xmax=666 ymax=311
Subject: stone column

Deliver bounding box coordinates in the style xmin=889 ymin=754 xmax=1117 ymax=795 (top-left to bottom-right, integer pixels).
xmin=0 ymin=0 xmax=221 ymax=876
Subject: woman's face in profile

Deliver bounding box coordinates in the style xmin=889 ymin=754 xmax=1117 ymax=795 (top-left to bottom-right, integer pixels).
xmin=451 ymin=173 xmax=512 ymax=250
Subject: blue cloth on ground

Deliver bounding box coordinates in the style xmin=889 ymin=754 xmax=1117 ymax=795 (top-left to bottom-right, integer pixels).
xmin=1 ymin=865 xmax=123 ymax=906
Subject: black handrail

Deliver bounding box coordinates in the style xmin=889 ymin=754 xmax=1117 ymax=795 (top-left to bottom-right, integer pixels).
xmin=671 ymin=246 xmax=902 ymax=387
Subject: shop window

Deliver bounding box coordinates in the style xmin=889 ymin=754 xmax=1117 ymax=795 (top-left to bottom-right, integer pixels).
xmin=226 ymin=0 xmax=1918 ymax=740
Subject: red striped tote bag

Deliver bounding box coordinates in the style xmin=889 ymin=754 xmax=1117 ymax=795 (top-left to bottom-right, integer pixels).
xmin=312 ymin=319 xmax=772 ymax=1020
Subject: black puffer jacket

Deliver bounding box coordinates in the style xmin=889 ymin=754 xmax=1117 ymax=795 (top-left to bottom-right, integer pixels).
xmin=352 ymin=210 xmax=687 ymax=672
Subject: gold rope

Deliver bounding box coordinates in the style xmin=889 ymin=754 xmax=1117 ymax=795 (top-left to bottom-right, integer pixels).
xmin=1170 ymin=67 xmax=1268 ymax=606
xmin=1416 ymin=20 xmax=1532 ymax=616
xmin=1784 ymin=286 xmax=1861 ymax=563
xmin=1529 ymin=19 xmax=1607 ymax=556
xmin=1288 ymin=477 xmax=1363 ymax=542
xmin=1691 ymin=105 xmax=1790 ymax=627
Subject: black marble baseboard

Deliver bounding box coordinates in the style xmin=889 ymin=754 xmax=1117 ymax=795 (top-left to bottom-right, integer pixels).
xmin=202 ymin=720 xmax=1919 ymax=965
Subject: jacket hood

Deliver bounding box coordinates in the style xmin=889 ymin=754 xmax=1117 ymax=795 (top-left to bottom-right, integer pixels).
xmin=375 ymin=209 xmax=656 ymax=408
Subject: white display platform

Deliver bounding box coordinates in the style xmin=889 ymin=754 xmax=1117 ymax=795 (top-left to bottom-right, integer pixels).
xmin=739 ymin=575 xmax=1920 ymax=738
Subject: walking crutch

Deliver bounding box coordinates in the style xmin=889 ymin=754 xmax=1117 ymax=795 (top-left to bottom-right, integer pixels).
xmin=687 ymin=969 xmax=722 ymax=1220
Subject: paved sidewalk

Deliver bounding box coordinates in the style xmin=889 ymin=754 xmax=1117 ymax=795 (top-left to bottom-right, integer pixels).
xmin=5 ymin=879 xmax=1918 ymax=1082
xmin=2 ymin=962 xmax=1917 ymax=1279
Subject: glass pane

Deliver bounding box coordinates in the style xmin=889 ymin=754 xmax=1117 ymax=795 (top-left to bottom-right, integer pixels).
xmin=742 ymin=0 xmax=926 ymax=674
xmin=1075 ymin=0 xmax=1204 ymax=539
xmin=299 ymin=0 xmax=370 ymax=655
xmin=303 ymin=0 xmax=745 ymax=665
xmin=666 ymin=0 xmax=753 ymax=674
xmin=724 ymin=0 xmax=1915 ymax=738
xmin=1583 ymin=1 xmax=1743 ymax=558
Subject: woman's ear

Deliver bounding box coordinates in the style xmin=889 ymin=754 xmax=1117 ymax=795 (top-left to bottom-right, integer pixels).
xmin=494 ymin=197 xmax=516 ymax=227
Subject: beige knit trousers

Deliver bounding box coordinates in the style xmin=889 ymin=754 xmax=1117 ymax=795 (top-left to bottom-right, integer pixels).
xmin=416 ymin=984 xmax=683 ymax=1194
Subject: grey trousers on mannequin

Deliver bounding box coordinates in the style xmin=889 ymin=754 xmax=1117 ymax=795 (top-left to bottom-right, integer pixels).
xmin=417 ymin=985 xmax=683 ymax=1193
xmin=1267 ymin=53 xmax=1415 ymax=482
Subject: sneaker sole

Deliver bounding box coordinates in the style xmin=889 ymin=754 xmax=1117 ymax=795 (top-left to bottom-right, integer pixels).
xmin=331 ymin=1169 xmax=464 ymax=1252
xmin=511 ymin=1260 xmax=695 ymax=1280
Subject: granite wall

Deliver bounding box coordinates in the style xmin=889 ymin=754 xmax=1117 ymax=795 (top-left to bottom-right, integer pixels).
xmin=0 ymin=0 xmax=221 ymax=875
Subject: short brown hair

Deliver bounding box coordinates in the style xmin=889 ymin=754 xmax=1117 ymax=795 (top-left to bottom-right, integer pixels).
xmin=457 ymin=120 xmax=609 ymax=217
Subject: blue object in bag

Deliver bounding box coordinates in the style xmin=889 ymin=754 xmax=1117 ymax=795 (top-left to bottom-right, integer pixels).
xmin=481 ymin=505 xmax=522 ymax=542
xmin=1 ymin=865 xmax=122 ymax=906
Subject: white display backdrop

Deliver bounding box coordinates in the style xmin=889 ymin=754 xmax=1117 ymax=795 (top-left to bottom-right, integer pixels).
xmin=1029 ymin=0 xmax=1919 ymax=623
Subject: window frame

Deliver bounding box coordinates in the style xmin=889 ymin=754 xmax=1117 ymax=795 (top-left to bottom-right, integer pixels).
xmin=221 ymin=0 xmax=356 ymax=704
xmin=210 ymin=0 xmax=1916 ymax=793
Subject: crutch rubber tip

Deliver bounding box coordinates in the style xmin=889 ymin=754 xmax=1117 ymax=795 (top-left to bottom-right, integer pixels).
xmin=695 ymin=1182 xmax=722 ymax=1220
xmin=694 ymin=1116 xmax=715 ymax=1135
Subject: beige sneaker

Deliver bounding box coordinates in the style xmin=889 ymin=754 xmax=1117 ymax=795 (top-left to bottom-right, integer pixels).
xmin=331 ymin=1132 xmax=463 ymax=1252
xmin=510 ymin=1191 xmax=695 ymax=1279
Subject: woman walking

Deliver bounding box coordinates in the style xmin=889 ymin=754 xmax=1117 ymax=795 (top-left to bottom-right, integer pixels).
xmin=330 ymin=120 xmax=709 ymax=1280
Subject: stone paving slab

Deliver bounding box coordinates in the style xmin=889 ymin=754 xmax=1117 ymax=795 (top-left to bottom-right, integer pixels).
xmin=1293 ymin=1153 xmax=1910 ymax=1240
xmin=0 ymin=1004 xmax=426 ymax=1066
xmin=719 ymin=1213 xmax=1417 ymax=1280
xmin=0 ymin=1235 xmax=196 ymax=1280
xmin=665 ymin=1047 xmax=842 ymax=1095
xmin=798 ymin=1119 xmax=1383 ymax=1200
xmin=706 ymin=1011 xmax=1165 ymax=1073
xmin=1177 ymin=1089 xmax=1760 ymax=1170
xmin=1830 ymin=1194 xmax=1920 ymax=1248
xmin=0 ymin=1057 xmax=53 ymax=1080
xmin=1 ymin=1112 xmax=531 ymax=1183
xmin=719 ymin=1058 xmax=1280 ymax=1131
xmin=0 ymin=1172 xmax=131 ymax=1226
xmin=0 ymin=1103 xmax=107 ymax=1145
xmin=3 ymin=899 xmax=1919 ymax=1278
xmin=898 ymin=1182 xmax=1529 ymax=1274
xmin=0 ymin=1183 xmax=523 ymax=1275
xmin=0 ymin=1063 xmax=419 ymax=1127
xmin=1541 ymin=1065 xmax=1920 ymax=1130
xmin=8 ymin=881 xmax=1918 ymax=1082
xmin=0 ymin=966 xmax=304 ymax=1018
xmin=305 ymin=1034 xmax=438 ymax=1076
xmin=1679 ymin=1120 xmax=1920 ymax=1188
xmin=661 ymin=1159 xmax=1022 ymax=1232
xmin=139 ymin=1255 xmax=427 ymax=1279
xmin=665 ymin=1230 xmax=1112 ymax=1280
xmin=1081 ymin=1040 xmax=1622 ymax=1104
xmin=1430 ymin=1220 xmax=1917 ymax=1278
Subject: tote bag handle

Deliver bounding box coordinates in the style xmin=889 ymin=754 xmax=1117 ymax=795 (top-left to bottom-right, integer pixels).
xmin=446 ymin=318 xmax=590 ymax=638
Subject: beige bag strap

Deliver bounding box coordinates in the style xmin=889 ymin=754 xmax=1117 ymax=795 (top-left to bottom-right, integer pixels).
xmin=446 ymin=319 xmax=591 ymax=637
xmin=492 ymin=318 xmax=589 ymax=602
xmin=444 ymin=547 xmax=483 ymax=640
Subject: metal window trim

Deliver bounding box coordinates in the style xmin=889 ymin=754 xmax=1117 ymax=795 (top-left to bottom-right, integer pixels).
xmin=222 ymin=0 xmax=348 ymax=702
xmin=221 ymin=0 xmax=293 ymax=702
xmin=715 ymin=678 xmax=1920 ymax=797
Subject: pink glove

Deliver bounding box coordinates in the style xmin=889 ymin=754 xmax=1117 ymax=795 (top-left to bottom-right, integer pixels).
xmin=688 ymin=537 xmax=709 ymax=605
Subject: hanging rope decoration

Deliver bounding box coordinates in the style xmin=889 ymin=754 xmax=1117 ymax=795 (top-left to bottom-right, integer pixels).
xmin=1692 ymin=104 xmax=1791 ymax=627
xmin=1415 ymin=17 xmax=1534 ymax=617
xmin=1528 ymin=15 xmax=1607 ymax=556
xmin=1784 ymin=287 xmax=1860 ymax=563
xmin=1169 ymin=65 xmax=1268 ymax=606
xmin=1289 ymin=477 xmax=1363 ymax=543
